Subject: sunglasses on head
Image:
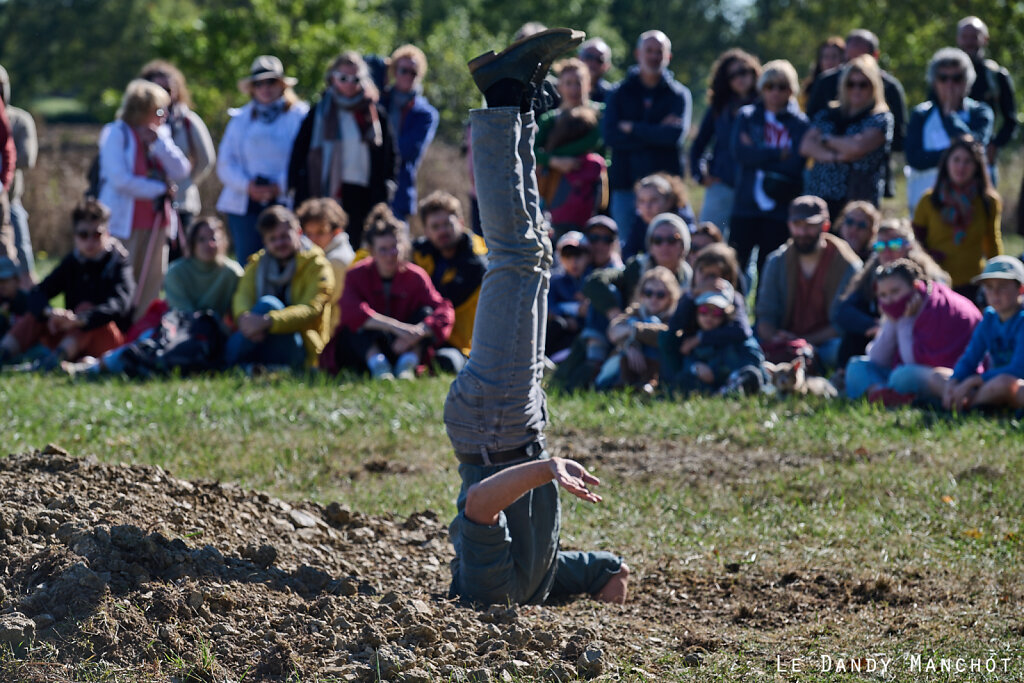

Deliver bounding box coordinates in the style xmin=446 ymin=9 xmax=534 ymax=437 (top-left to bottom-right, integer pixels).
xmin=587 ymin=233 xmax=616 ymax=245
xmin=844 ymin=78 xmax=871 ymax=90
xmin=935 ymin=72 xmax=966 ymax=84
xmin=697 ymin=304 xmax=726 ymax=317
xmin=332 ymin=72 xmax=361 ymax=84
xmin=650 ymin=234 xmax=682 ymax=247
xmin=843 ymin=216 xmax=871 ymax=230
xmin=642 ymin=288 xmax=668 ymax=300
xmin=872 ymin=237 xmax=908 ymax=252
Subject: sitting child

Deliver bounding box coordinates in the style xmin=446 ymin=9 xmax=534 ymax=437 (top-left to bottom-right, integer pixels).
xmin=943 ymin=256 xmax=1024 ymax=410
xmin=546 ymin=231 xmax=591 ymax=358
xmin=671 ymin=280 xmax=765 ymax=396
xmin=595 ymin=266 xmax=679 ymax=390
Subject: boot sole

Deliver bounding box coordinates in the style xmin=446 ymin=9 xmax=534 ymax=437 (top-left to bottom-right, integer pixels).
xmin=468 ymin=28 xmax=586 ymax=77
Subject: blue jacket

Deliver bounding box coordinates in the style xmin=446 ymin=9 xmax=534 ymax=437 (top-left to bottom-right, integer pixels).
xmin=689 ymin=104 xmax=745 ymax=187
xmin=603 ymin=67 xmax=691 ymax=190
xmin=904 ymin=98 xmax=993 ymax=171
xmin=384 ymin=91 xmax=439 ymax=218
xmin=730 ymin=101 xmax=809 ymax=221
xmin=951 ymin=306 xmax=1024 ymax=381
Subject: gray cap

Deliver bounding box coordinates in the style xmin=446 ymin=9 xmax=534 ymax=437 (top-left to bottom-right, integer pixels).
xmin=971 ymin=255 xmax=1024 ymax=284
xmin=695 ymin=281 xmax=735 ymax=310
xmin=0 ymin=256 xmax=17 ymax=279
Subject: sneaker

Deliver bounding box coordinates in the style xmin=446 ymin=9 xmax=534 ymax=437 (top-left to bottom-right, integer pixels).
xmin=393 ymin=353 xmax=419 ymax=380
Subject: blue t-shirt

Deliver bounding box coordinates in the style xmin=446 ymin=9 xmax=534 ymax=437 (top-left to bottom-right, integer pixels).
xmin=951 ymin=306 xmax=1024 ymax=381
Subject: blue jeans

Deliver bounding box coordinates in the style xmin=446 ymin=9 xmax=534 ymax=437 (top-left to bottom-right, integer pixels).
xmin=224 ymin=296 xmax=306 ymax=369
xmin=845 ymin=357 xmax=937 ymax=399
xmin=698 ymin=182 xmax=735 ymax=243
xmin=226 ymin=212 xmax=264 ymax=266
xmin=610 ymin=188 xmax=635 ymax=252
xmin=10 ymin=201 xmax=34 ymax=278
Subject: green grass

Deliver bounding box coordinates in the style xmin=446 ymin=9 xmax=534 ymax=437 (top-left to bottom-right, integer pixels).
xmin=3 ymin=373 xmax=1023 ymax=681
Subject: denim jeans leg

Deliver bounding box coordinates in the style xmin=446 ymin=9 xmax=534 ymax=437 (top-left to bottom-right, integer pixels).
xmin=227 ymin=213 xmax=263 ymax=266
xmin=887 ymin=363 xmax=939 ymax=398
xmin=225 ymin=295 xmax=298 ymax=367
xmin=9 ymin=201 xmax=34 ymax=277
xmin=610 ymin=189 xmax=635 ymax=252
xmin=844 ymin=356 xmax=890 ymax=399
xmin=445 ymin=107 xmax=549 ymax=456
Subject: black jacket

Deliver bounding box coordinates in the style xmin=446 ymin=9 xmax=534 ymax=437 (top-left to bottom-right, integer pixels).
xmin=29 ymin=245 xmax=135 ymax=330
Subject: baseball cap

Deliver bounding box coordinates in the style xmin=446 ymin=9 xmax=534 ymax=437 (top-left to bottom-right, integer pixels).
xmin=971 ymin=255 xmax=1024 ymax=284
xmin=788 ymin=195 xmax=829 ymax=225
xmin=695 ymin=281 xmax=735 ymax=310
xmin=556 ymin=230 xmax=589 ymax=253
xmin=583 ymin=215 xmax=618 ymax=235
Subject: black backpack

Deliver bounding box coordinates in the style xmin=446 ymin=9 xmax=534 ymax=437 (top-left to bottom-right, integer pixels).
xmin=120 ymin=309 xmax=227 ymax=378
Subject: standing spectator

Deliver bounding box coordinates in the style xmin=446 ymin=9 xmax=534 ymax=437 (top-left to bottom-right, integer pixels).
xmin=755 ymin=196 xmax=861 ymax=371
xmin=604 ymin=30 xmax=691 ymax=250
xmin=0 ymin=96 xmax=18 ymax=272
xmin=228 ymin=206 xmax=335 ymax=371
xmin=0 ymin=199 xmax=134 ymax=369
xmin=800 ymin=55 xmax=894 ymax=217
xmin=289 ymin=51 xmax=396 ymax=250
xmin=382 ymin=45 xmax=439 ymax=222
xmin=729 ymin=60 xmax=809 ymax=280
xmin=296 ymin=197 xmax=354 ymax=332
xmin=956 ymin=16 xmax=1017 ymax=183
xmin=905 ymin=48 xmax=993 ymax=213
xmin=800 ymin=37 xmax=845 ymax=109
xmin=98 ymin=79 xmax=191 ymax=321
xmin=689 ymin=49 xmax=761 ymax=238
xmin=0 ymin=65 xmax=38 ymax=287
xmin=138 ymin=60 xmax=216 ymax=261
xmin=323 ymin=203 xmax=453 ymax=380
xmin=943 ymin=256 xmax=1024 ymax=410
xmin=217 ymin=56 xmax=309 ymax=265
xmin=578 ymin=37 xmax=614 ymax=103
xmin=844 ymin=259 xmax=981 ymax=404
xmin=806 ymin=29 xmax=907 ymax=200
xmin=412 ymin=191 xmax=487 ymax=373
xmin=912 ymin=136 xmax=1001 ymax=302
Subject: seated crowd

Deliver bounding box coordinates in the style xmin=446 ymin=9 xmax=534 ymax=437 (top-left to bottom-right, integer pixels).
xmin=1 ymin=16 xmax=1022 ymax=414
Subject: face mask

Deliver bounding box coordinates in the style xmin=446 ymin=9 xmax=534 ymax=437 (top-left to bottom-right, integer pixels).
xmin=879 ymin=281 xmax=923 ymax=318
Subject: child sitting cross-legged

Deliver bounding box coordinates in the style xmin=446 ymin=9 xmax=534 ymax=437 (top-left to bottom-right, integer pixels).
xmin=942 ymin=256 xmax=1024 ymax=411
xmin=671 ymin=280 xmax=766 ymax=396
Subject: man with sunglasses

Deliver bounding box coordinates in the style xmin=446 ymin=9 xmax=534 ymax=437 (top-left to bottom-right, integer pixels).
xmin=755 ymin=195 xmax=861 ymax=371
xmin=0 ymin=199 xmax=135 ymax=370
xmin=577 ymin=37 xmax=614 ymax=103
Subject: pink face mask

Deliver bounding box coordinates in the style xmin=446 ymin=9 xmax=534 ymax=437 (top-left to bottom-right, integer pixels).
xmin=879 ymin=281 xmax=925 ymax=319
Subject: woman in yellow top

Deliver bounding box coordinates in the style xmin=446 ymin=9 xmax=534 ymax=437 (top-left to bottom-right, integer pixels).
xmin=912 ymin=135 xmax=1001 ymax=302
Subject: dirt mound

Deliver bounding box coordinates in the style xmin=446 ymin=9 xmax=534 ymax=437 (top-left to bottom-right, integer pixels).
xmin=0 ymin=448 xmax=638 ymax=681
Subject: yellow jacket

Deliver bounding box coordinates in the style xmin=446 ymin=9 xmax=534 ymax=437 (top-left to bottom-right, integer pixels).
xmin=411 ymin=232 xmax=488 ymax=356
xmin=913 ymin=190 xmax=1002 ymax=288
xmin=232 ymin=246 xmax=336 ymax=367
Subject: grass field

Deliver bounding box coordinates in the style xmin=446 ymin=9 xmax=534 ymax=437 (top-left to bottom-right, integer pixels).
xmin=2 ymin=372 xmax=1022 ymax=680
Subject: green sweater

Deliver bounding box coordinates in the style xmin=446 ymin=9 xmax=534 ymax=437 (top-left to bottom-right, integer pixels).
xmin=164 ymin=257 xmax=244 ymax=317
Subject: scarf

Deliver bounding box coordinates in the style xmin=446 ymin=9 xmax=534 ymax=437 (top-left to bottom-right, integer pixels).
xmin=255 ymin=254 xmax=297 ymax=303
xmin=936 ymin=180 xmax=977 ymax=246
xmin=307 ymin=90 xmax=382 ymax=199
xmin=252 ymin=98 xmax=287 ymax=124
xmin=387 ymin=86 xmax=418 ymax=138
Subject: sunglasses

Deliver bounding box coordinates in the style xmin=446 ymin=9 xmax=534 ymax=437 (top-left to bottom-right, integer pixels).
xmin=75 ymin=230 xmax=104 ymax=240
xmin=396 ymin=66 xmax=419 ymax=78
xmin=763 ymin=82 xmax=791 ymax=92
xmin=642 ymin=288 xmax=668 ymax=300
xmin=587 ymin=233 xmax=616 ymax=245
xmin=332 ymin=72 xmax=361 ymax=84
xmin=844 ymin=79 xmax=871 ymax=90
xmin=843 ymin=216 xmax=871 ymax=230
xmin=872 ymin=237 xmax=908 ymax=252
xmin=728 ymin=67 xmax=753 ymax=80
xmin=251 ymin=79 xmax=280 ymax=89
xmin=697 ymin=305 xmax=726 ymax=317
xmin=935 ymin=72 xmax=966 ymax=84
xmin=580 ymin=51 xmax=606 ymax=63
xmin=650 ymin=234 xmax=682 ymax=247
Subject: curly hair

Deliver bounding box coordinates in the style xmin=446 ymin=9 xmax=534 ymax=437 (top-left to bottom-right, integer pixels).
xmin=707 ymin=49 xmax=761 ymax=114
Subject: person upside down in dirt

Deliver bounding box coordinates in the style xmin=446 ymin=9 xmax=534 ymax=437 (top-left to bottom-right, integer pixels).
xmin=444 ymin=28 xmax=629 ymax=606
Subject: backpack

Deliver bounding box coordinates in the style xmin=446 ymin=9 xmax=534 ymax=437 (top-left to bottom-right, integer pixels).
xmin=119 ymin=309 xmax=227 ymax=378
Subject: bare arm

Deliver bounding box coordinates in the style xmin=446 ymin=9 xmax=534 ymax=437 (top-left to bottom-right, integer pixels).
xmin=464 ymin=457 xmax=601 ymax=526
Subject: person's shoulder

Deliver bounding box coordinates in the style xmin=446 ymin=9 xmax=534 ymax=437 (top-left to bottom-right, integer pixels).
xmin=413 ymin=94 xmax=438 ymax=116
xmin=468 ymin=232 xmax=488 ymax=256
xmin=910 ymin=100 xmax=934 ymax=116
xmin=983 ymin=58 xmax=1010 ymax=78
xmin=402 ymin=260 xmax=433 ymax=283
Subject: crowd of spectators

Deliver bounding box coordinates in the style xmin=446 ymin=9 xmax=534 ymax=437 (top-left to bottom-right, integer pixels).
xmin=1 ymin=16 xmax=1023 ymax=414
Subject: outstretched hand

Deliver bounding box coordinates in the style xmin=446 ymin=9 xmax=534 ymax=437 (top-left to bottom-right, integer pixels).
xmin=549 ymin=457 xmax=601 ymax=503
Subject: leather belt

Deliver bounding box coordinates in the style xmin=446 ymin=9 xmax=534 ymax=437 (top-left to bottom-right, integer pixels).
xmin=455 ymin=439 xmax=547 ymax=466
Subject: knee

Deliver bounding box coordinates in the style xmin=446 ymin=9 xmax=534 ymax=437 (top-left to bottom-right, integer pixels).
xmin=888 ymin=365 xmax=930 ymax=395
xmin=253 ymin=296 xmax=285 ymax=314
xmin=983 ymin=374 xmax=1021 ymax=399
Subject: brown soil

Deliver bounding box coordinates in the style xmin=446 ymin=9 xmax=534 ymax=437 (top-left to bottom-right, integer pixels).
xmin=0 ymin=446 xmax=950 ymax=682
